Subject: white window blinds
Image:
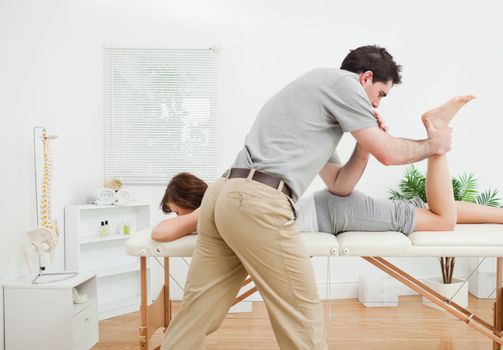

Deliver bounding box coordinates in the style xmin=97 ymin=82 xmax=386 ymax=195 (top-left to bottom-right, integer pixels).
xmin=104 ymin=47 xmax=218 ymax=184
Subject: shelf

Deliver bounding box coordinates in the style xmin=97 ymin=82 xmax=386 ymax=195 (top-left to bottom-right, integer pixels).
xmin=73 ymin=298 xmax=98 ymax=316
xmin=65 ymin=202 xmax=151 ymax=320
xmin=84 ymin=263 xmax=150 ymax=278
xmin=68 ymin=202 xmax=150 ymax=211
xmin=80 ymin=234 xmax=131 ymax=245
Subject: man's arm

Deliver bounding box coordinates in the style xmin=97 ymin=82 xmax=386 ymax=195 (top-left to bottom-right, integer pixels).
xmin=351 ymin=123 xmax=452 ymax=166
xmin=319 ymin=143 xmax=369 ymax=196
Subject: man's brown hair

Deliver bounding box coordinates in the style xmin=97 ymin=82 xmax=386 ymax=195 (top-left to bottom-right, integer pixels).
xmin=340 ymin=45 xmax=402 ymax=85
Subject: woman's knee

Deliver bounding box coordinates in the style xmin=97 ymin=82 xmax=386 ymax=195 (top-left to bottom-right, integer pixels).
xmin=416 ymin=209 xmax=457 ymax=231
xmin=436 ymin=214 xmax=457 ymax=231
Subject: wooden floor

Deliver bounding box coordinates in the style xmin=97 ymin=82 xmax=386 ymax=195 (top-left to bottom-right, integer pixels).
xmin=94 ymin=295 xmax=497 ymax=349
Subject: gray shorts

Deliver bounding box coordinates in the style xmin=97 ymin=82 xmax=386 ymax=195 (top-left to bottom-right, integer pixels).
xmin=313 ymin=189 xmax=425 ymax=236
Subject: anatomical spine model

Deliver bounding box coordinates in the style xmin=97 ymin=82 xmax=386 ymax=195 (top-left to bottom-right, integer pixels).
xmin=24 ymin=129 xmax=60 ymax=273
xmin=39 ymin=130 xmax=59 ymax=247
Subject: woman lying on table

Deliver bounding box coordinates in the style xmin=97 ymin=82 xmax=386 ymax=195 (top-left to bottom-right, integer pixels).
xmin=152 ymin=95 xmax=503 ymax=242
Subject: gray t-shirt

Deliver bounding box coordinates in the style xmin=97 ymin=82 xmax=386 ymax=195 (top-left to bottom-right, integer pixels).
xmin=231 ymin=68 xmax=377 ymax=201
xmin=296 ymin=192 xmax=319 ymax=232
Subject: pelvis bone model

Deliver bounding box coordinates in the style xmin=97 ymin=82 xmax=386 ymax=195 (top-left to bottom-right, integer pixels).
xmin=23 ymin=227 xmax=55 ymax=273
xmin=24 ymin=130 xmax=60 ymax=273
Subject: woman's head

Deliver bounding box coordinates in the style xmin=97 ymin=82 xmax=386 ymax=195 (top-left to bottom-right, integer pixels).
xmin=160 ymin=172 xmax=208 ymax=216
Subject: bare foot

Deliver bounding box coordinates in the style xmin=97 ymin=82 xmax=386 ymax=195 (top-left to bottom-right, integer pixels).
xmin=421 ymin=95 xmax=476 ymax=129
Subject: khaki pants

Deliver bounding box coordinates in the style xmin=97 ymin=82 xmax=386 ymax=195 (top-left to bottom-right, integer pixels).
xmin=162 ymin=172 xmax=327 ymax=349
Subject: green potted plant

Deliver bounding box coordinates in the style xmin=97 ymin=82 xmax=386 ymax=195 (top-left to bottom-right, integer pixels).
xmin=389 ymin=166 xmax=501 ymax=309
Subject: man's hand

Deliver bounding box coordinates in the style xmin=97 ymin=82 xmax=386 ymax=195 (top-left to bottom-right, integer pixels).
xmin=374 ymin=111 xmax=388 ymax=132
xmin=423 ymin=116 xmax=452 ymax=155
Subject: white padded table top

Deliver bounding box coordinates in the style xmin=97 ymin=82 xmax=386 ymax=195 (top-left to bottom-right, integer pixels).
xmin=126 ymin=224 xmax=503 ymax=258
xmin=126 ymin=230 xmax=339 ymax=257
xmin=127 ymin=232 xmax=199 ymax=257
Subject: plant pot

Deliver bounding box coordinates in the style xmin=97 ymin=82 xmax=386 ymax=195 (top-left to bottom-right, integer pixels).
xmin=422 ymin=277 xmax=468 ymax=311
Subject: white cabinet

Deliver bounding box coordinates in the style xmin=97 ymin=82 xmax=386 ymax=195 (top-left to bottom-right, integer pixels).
xmin=65 ymin=203 xmax=151 ymax=319
xmin=469 ymin=257 xmax=496 ymax=298
xmin=4 ymin=273 xmax=98 ymax=350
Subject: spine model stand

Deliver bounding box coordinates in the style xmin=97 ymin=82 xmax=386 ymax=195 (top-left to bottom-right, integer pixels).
xmin=24 ymin=127 xmax=76 ymax=283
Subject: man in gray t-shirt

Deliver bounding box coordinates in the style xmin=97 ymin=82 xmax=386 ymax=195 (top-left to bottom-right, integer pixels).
xmin=163 ymin=45 xmax=452 ymax=350
xmin=232 ymin=49 xmax=451 ymax=202
xmin=232 ymin=68 xmax=378 ymax=201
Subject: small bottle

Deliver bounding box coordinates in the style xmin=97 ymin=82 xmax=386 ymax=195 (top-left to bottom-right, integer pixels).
xmin=104 ymin=220 xmax=110 ymax=236
xmin=99 ymin=221 xmax=107 ymax=237
xmin=123 ymin=221 xmax=130 ymax=235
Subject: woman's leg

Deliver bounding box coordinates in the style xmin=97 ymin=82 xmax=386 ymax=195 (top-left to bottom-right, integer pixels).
xmin=414 ymin=154 xmax=457 ymax=231
xmin=421 ymin=201 xmax=503 ymax=225
xmin=414 ymin=96 xmax=474 ymax=231
xmin=455 ymin=201 xmax=503 ymax=223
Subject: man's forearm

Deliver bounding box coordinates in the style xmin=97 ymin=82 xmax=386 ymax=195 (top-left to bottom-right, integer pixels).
xmin=352 ymin=125 xmax=451 ymax=166
xmin=385 ymin=137 xmax=438 ymax=165
xmin=332 ymin=144 xmax=369 ymax=196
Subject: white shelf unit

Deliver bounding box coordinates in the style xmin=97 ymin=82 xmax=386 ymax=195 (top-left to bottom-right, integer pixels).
xmin=65 ymin=203 xmax=151 ymax=320
xmin=4 ymin=273 xmax=98 ymax=350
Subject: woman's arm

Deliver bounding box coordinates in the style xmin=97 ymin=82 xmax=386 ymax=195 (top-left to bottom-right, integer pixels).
xmin=151 ymin=208 xmax=200 ymax=242
xmin=319 ymin=143 xmax=369 ymax=196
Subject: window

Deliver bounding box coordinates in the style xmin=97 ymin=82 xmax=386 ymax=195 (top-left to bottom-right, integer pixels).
xmin=104 ymin=47 xmax=218 ymax=184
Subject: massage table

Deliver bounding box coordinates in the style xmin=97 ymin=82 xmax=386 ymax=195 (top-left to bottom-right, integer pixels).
xmin=126 ymin=224 xmax=503 ymax=349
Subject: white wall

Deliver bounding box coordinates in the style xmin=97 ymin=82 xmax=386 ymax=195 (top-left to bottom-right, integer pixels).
xmin=1 ymin=0 xmax=502 ymax=347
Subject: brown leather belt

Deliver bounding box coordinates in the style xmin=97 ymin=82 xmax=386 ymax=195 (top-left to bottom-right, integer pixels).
xmin=223 ymin=168 xmax=292 ymax=198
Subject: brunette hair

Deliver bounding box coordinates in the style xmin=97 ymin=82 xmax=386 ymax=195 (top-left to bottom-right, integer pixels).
xmin=160 ymin=172 xmax=208 ymax=214
xmin=340 ymin=45 xmax=402 ymax=85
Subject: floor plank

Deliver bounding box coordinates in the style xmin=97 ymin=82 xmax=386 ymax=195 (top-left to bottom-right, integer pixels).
xmin=93 ymin=295 xmax=496 ymax=349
